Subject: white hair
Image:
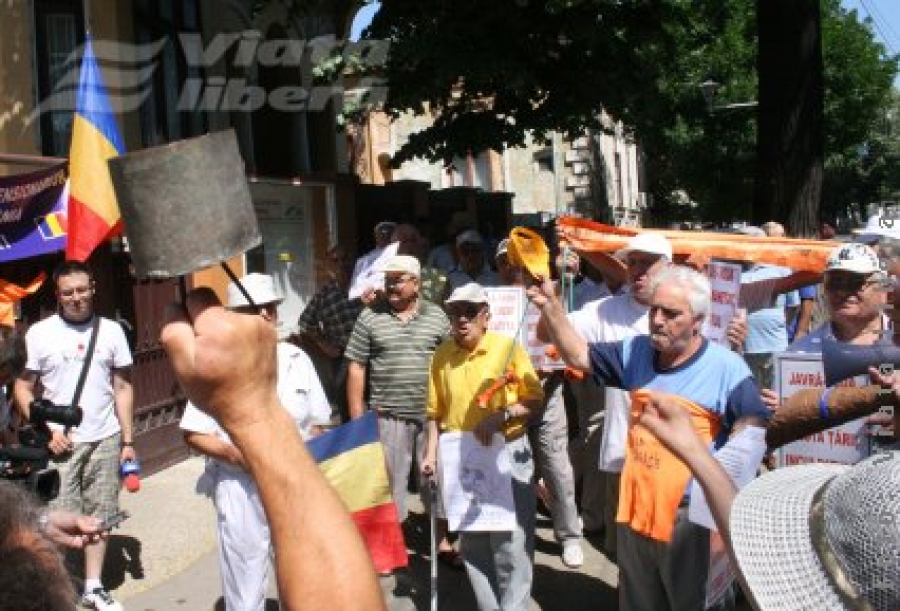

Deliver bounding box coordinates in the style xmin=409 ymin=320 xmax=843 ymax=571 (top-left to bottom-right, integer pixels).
xmin=648 ymin=265 xmax=711 ymax=319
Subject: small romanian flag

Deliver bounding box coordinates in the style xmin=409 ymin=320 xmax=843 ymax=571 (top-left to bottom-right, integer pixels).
xmin=306 ymin=412 xmax=408 ymax=573
xmin=35 ymin=211 xmax=68 ymax=240
xmin=66 ymin=36 xmax=125 ymax=262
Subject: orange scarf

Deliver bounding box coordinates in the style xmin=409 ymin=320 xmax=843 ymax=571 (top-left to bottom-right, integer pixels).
xmin=617 ymin=389 xmax=721 ymax=542
xmin=0 ymin=273 xmax=46 ymax=326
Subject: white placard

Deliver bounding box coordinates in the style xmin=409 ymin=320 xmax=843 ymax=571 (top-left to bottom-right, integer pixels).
xmin=774 ymin=352 xmax=871 ymax=466
xmin=486 ymin=287 xmax=527 ymax=344
xmin=689 ymin=426 xmax=768 ymax=531
xmin=438 ymin=431 xmax=517 ymax=532
xmin=705 ymin=532 xmax=736 ymax=609
xmin=348 ymin=242 xmax=400 ymax=299
xmin=703 ymin=260 xmax=742 ymax=346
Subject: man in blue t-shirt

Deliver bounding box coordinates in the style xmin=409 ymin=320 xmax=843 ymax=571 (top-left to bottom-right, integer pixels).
xmin=529 ymin=264 xmax=768 ymax=611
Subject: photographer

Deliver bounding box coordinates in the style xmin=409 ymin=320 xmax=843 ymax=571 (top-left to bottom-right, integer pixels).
xmin=0 ymin=327 xmax=26 ymax=447
xmin=13 ymin=261 xmax=134 ymax=611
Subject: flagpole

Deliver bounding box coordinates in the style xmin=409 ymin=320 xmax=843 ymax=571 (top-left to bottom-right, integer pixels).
xmin=83 ymin=0 xmax=92 ymax=36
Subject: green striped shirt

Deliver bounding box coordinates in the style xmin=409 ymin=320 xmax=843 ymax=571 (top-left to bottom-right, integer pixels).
xmin=345 ymin=299 xmax=450 ymax=418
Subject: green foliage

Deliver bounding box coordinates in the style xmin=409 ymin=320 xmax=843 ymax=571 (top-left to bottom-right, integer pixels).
xmin=361 ymin=0 xmax=897 ymax=223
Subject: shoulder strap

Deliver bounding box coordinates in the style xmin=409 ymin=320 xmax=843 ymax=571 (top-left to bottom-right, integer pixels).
xmin=70 ymin=316 xmax=101 ymax=412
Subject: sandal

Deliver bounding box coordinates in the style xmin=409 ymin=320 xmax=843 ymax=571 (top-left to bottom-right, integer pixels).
xmin=437 ymin=549 xmax=464 ymax=570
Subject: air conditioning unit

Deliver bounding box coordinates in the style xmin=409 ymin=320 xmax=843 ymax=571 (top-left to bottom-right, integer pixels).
xmin=564 ymin=150 xmax=583 ymax=163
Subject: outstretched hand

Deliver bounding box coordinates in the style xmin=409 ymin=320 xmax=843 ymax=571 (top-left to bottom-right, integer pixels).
xmin=160 ymin=288 xmax=280 ymax=434
xmin=45 ymin=511 xmax=106 ymax=549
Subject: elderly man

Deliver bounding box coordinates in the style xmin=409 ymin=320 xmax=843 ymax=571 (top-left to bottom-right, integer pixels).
xmin=530 ymin=265 xmax=769 ymax=611
xmin=344 ymin=254 xmax=457 ymax=563
xmin=422 ymin=283 xmax=544 ymax=611
xmin=14 ymin=261 xmax=134 ymax=611
xmin=444 ymin=230 xmax=500 ymax=297
xmin=182 ymin=273 xmax=331 ymax=611
xmin=764 ymin=243 xmax=895 ymax=442
xmin=296 ymin=246 xmax=363 ymax=422
xmin=538 ymin=232 xmax=672 ymax=559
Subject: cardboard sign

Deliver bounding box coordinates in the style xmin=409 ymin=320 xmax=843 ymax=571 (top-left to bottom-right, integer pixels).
xmin=525 ymin=303 xmax=566 ymax=370
xmin=485 ymin=287 xmax=528 ymax=344
xmin=703 ymin=260 xmax=742 ymax=346
xmin=774 ymin=352 xmax=871 ymax=467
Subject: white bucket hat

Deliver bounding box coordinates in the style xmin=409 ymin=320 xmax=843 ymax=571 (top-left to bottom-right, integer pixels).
xmin=227 ymin=273 xmax=283 ymax=308
xmin=729 ymin=452 xmax=900 ymax=611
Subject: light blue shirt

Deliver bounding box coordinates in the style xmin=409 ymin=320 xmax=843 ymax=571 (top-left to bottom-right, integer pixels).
xmin=741 ymin=265 xmax=799 ymax=354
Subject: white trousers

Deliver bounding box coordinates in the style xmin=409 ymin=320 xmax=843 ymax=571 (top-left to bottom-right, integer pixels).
xmin=213 ymin=468 xmax=271 ymax=611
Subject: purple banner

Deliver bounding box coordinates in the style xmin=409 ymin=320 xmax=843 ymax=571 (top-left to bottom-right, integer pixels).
xmin=0 ymin=162 xmax=68 ymax=262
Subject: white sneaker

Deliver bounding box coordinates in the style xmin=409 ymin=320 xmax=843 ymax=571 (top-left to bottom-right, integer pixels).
xmin=81 ymin=587 xmax=123 ymax=611
xmin=561 ymin=541 xmax=584 ymax=569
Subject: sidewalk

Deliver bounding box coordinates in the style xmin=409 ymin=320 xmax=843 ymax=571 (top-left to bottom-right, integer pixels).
xmin=112 ymin=456 xmax=620 ymax=611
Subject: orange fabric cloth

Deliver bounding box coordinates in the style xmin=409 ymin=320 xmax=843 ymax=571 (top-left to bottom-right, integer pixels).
xmin=0 ymin=273 xmax=46 ymax=326
xmin=557 ymin=216 xmax=835 ymax=274
xmin=617 ymin=389 xmax=722 ymax=542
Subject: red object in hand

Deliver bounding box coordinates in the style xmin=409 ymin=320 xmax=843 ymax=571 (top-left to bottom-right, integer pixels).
xmin=120 ymin=459 xmax=141 ymax=493
xmin=477 ymin=368 xmax=519 ymax=408
xmin=123 ymin=474 xmax=141 ymax=493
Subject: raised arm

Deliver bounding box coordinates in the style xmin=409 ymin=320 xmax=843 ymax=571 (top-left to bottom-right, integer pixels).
xmin=526 ymin=277 xmax=590 ymax=372
xmin=161 ymin=288 xmax=384 ymax=611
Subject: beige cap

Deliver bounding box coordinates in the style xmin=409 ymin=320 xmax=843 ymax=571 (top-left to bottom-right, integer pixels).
xmin=383 ymin=254 xmax=421 ymax=277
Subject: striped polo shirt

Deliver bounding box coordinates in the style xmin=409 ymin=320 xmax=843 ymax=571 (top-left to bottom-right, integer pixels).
xmin=345 ymin=299 xmax=450 ymax=418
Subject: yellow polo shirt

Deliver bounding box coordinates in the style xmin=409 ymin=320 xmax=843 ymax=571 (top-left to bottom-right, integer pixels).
xmin=427 ymin=331 xmax=544 ymax=439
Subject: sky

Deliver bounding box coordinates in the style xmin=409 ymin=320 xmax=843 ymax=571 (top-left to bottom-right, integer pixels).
xmin=842 ymin=0 xmax=900 ymax=86
xmin=350 ymin=2 xmax=898 ymax=84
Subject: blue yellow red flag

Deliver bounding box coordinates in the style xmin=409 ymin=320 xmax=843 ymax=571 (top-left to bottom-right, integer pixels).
xmin=66 ymin=36 xmax=125 ymax=262
xmin=306 ymin=411 xmax=408 ymax=573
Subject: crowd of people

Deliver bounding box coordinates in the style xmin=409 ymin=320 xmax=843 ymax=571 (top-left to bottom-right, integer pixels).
xmin=0 ymin=212 xmax=898 ymax=611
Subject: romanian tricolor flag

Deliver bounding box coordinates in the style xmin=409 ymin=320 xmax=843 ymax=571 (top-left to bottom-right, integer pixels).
xmin=66 ymin=36 xmax=125 ymax=262
xmin=306 ymin=411 xmax=408 ymax=573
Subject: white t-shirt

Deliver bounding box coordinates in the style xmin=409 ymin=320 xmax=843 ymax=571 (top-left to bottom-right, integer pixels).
xmin=24 ymin=314 xmax=133 ymax=443
xmin=180 ymin=342 xmax=331 ymax=470
xmin=569 ymin=291 xmax=649 ymax=472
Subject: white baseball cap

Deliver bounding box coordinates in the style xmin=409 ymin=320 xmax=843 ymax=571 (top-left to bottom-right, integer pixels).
xmin=227 ymin=273 xmax=283 ymax=308
xmin=825 ymin=243 xmax=883 ymax=275
xmin=445 ymin=282 xmax=489 ymax=305
xmin=615 ymin=233 xmax=673 ymax=261
xmin=383 ymin=254 xmax=421 ymax=277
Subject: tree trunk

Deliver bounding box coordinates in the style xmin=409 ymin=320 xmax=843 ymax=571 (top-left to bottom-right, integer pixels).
xmin=755 ymin=0 xmax=824 ymax=237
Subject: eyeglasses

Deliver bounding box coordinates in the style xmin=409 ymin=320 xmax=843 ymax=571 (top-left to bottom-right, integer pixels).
xmin=446 ymin=304 xmax=485 ymax=320
xmin=384 ymin=275 xmax=414 ymax=287
xmin=824 ymin=275 xmax=881 ymax=294
xmin=57 ymin=286 xmax=92 ymax=298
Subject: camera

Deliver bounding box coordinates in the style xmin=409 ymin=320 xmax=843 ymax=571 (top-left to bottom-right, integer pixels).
xmin=0 ymin=399 xmax=82 ymax=502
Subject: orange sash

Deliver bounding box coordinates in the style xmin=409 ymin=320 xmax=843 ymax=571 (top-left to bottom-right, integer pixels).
xmin=617 ymin=389 xmax=721 ymax=542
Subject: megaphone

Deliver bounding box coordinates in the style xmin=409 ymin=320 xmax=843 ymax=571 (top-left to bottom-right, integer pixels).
xmin=822 ymin=336 xmax=900 ymax=386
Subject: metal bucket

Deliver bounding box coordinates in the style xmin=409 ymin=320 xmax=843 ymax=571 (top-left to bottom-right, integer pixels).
xmin=108 ymin=129 xmax=261 ymax=279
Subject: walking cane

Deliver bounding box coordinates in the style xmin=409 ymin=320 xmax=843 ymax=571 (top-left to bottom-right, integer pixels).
xmin=428 ymin=478 xmax=439 ymax=611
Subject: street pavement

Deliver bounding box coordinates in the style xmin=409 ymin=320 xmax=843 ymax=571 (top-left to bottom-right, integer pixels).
xmin=107 ymin=456 xmax=620 ymax=611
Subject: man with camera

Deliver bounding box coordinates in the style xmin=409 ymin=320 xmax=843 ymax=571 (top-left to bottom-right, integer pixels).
xmin=14 ymin=261 xmax=134 ymax=611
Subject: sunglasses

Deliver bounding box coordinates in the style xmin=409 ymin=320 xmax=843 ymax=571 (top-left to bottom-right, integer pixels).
xmin=446 ymin=304 xmax=485 ymax=320
xmin=823 ymin=275 xmax=881 ymax=294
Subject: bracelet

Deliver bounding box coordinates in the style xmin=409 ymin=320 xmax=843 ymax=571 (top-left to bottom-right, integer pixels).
xmin=120 ymin=441 xmax=134 ymax=448
xmin=818 ymin=387 xmax=833 ymax=421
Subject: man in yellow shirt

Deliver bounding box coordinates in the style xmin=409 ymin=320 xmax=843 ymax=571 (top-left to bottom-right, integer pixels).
xmin=422 ymin=283 xmax=544 ymax=611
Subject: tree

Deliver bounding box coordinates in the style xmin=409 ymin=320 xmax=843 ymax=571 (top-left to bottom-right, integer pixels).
xmin=363 ymin=0 xmax=897 ymax=226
